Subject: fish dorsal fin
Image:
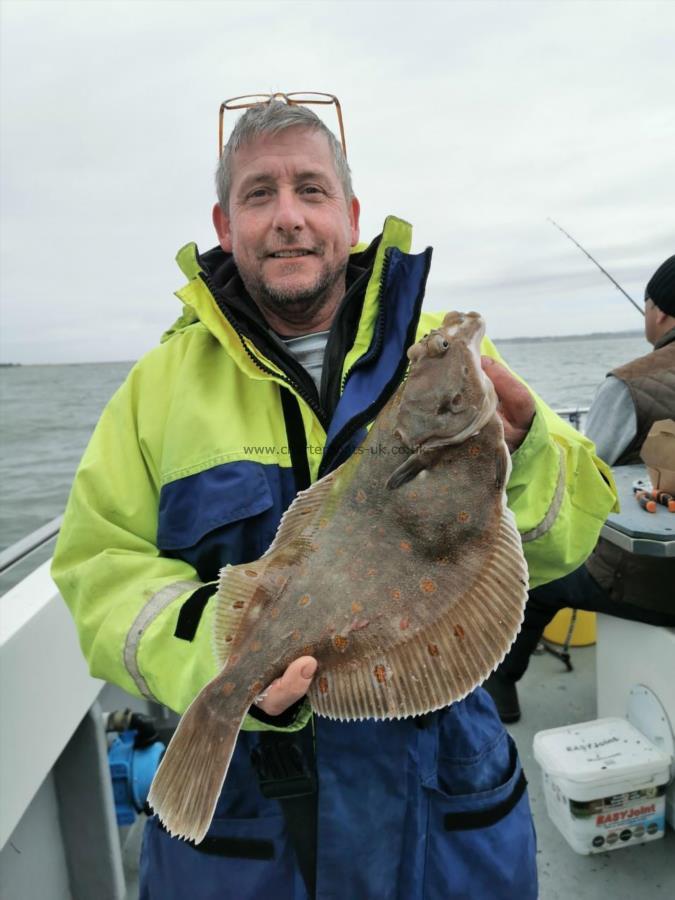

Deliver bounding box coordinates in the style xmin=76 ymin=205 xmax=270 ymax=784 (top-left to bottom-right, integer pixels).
xmin=214 ymin=467 xmax=346 ymax=667
xmin=265 ymin=466 xmax=345 ymax=555
xmin=213 ymin=561 xmax=270 ymax=668
xmin=308 ymin=503 xmax=528 ymax=720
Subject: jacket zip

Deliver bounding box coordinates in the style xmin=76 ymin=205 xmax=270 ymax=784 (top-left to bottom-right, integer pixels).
xmin=199 ymin=272 xmax=328 ymax=430
xmin=339 ymin=249 xmax=393 ymax=395
xmin=317 ymin=248 xmax=431 ymax=478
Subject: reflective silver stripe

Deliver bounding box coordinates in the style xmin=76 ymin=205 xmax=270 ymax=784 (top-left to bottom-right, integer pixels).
xmin=521 ymin=445 xmax=566 ymax=543
xmin=124 ymin=580 xmax=202 ymax=700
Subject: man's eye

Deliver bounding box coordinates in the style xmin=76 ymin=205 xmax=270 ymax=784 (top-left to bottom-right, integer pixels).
xmin=247 ymin=188 xmax=270 ymax=201
xmin=301 ymin=185 xmax=324 ymax=196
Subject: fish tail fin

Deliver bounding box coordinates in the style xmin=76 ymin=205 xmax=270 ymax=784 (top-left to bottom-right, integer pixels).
xmin=147 ymin=674 xmax=250 ymax=844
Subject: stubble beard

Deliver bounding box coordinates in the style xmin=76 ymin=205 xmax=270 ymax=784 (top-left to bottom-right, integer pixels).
xmin=240 ymin=254 xmax=349 ymax=328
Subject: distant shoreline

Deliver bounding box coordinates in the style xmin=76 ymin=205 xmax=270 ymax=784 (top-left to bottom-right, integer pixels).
xmin=495 ymin=329 xmax=643 ymax=344
xmin=0 ymin=330 xmax=645 ymax=366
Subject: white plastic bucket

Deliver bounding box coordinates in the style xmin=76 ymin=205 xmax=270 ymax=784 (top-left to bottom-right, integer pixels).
xmin=533 ymin=717 xmax=671 ymax=855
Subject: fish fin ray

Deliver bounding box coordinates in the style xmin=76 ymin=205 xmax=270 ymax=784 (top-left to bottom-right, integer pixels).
xmin=265 ymin=467 xmax=343 ymax=555
xmin=147 ymin=676 xmax=252 ymax=844
xmin=309 ymin=505 xmax=528 ymax=720
xmin=214 ymin=466 xmax=347 ymax=667
xmin=214 ymin=562 xmax=273 ymax=667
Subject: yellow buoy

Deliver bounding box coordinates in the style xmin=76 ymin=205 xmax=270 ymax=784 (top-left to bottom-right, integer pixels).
xmin=543 ymin=608 xmax=596 ymax=647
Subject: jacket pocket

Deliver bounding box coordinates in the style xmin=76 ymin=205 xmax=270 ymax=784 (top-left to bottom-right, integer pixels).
xmin=140 ymin=813 xmax=308 ymax=900
xmin=422 ymin=734 xmax=538 ymax=900
xmin=157 ymin=461 xmax=280 ymax=580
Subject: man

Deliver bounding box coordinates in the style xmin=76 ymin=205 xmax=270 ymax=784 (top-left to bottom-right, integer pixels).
xmin=485 ymin=254 xmax=675 ymax=724
xmin=52 ymin=97 xmax=617 ymax=899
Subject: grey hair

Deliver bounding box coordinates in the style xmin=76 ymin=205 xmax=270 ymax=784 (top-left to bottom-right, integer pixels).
xmin=215 ymin=100 xmax=353 ymax=211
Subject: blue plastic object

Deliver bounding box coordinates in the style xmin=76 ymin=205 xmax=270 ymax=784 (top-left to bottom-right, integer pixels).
xmin=108 ymin=730 xmax=165 ymax=825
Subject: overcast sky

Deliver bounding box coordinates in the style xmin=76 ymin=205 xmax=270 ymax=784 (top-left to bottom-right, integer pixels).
xmin=1 ymin=0 xmax=674 ymax=363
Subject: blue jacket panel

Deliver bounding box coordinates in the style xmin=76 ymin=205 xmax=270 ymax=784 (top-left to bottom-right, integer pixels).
xmin=140 ymin=692 xmax=536 ymax=899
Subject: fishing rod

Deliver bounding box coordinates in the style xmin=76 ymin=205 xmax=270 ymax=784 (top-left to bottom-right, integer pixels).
xmin=547 ymin=218 xmax=644 ymax=317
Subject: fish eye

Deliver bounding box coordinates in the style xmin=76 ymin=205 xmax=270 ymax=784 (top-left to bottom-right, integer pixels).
xmin=427 ymin=333 xmax=450 ymax=356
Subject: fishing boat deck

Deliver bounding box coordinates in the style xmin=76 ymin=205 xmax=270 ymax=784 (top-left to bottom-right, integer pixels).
xmin=119 ymin=640 xmax=674 ymax=899
xmin=510 ymin=641 xmax=674 ymax=899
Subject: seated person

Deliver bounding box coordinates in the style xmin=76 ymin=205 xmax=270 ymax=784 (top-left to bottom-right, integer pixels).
xmin=485 ymin=254 xmax=675 ymax=723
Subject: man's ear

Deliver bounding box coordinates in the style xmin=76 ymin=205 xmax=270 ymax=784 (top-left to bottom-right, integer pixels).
xmin=654 ymin=306 xmax=668 ymax=327
xmin=349 ymin=196 xmax=361 ymax=247
xmin=212 ymin=203 xmax=232 ymax=252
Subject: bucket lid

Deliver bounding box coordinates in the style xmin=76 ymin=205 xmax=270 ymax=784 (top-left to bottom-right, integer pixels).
xmin=533 ymin=717 xmax=672 ymax=783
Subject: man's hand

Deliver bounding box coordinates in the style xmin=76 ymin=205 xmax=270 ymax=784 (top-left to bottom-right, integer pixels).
xmin=254 ymin=656 xmax=318 ymax=716
xmin=481 ymin=357 xmax=535 ymax=453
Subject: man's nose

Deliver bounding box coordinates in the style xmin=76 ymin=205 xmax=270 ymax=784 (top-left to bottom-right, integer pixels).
xmin=272 ymin=190 xmax=305 ymax=233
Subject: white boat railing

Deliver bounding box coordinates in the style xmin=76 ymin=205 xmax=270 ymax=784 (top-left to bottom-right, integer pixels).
xmin=0 ymin=515 xmax=63 ymax=575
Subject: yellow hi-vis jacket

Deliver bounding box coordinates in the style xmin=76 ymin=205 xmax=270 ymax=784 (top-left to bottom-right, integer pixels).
xmin=52 ymin=217 xmax=617 ymax=720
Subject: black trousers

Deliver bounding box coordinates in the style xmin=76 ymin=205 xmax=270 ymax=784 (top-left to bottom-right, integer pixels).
xmin=496 ymin=564 xmax=675 ymax=684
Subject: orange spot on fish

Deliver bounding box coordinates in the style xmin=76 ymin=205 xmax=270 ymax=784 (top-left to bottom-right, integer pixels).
xmin=366 ymin=568 xmax=377 ymax=577
xmin=355 ymin=489 xmax=367 ymax=504
xmin=333 ymin=635 xmax=349 ymax=652
xmin=408 ymin=491 xmax=418 ymax=500
xmin=399 ymin=617 xmax=410 ymax=630
xmin=420 ymin=577 xmax=437 ymax=593
xmin=428 ymin=643 xmax=440 ymax=657
xmin=468 ymin=445 xmax=481 ymax=458
xmin=221 ymin=682 xmax=235 ymax=696
xmin=245 ymin=569 xmax=258 ymax=577
xmin=373 ymin=664 xmax=387 ymax=684
xmin=250 ymin=641 xmax=262 ymax=652
xmin=290 ymin=629 xmax=301 ymax=641
xmin=351 ymin=601 xmax=363 ymax=614
xmin=457 ymin=511 xmax=470 ymax=523
xmin=269 ymin=607 xmax=280 ymax=619
xmin=298 ymin=594 xmax=311 ymax=607
xmin=302 ymin=644 xmax=314 ymax=656
xmin=251 ymin=681 xmax=264 ymax=694
xmin=400 ymin=541 xmax=412 ymax=553
xmin=391 ymin=588 xmax=402 ymax=601
xmin=233 ymin=600 xmax=245 ymax=609
xmin=453 ymin=624 xmax=465 ymax=639
xmin=318 ymin=676 xmax=329 ymax=694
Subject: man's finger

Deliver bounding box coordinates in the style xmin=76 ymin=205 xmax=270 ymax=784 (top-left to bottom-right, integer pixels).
xmin=255 ymin=656 xmax=318 ymax=716
xmin=481 ymin=357 xmax=535 ymax=450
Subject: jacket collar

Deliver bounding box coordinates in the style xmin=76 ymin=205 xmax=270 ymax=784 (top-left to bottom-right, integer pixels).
xmin=654 ymin=325 xmax=675 ymax=350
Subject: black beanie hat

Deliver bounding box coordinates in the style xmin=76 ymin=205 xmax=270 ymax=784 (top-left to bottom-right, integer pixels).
xmin=645 ymin=254 xmax=675 ymax=316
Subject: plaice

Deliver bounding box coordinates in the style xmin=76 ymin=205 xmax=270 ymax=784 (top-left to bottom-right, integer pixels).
xmin=148 ymin=310 xmax=529 ymax=843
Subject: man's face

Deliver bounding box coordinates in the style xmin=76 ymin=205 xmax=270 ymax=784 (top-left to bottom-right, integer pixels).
xmin=213 ymin=127 xmax=360 ymax=332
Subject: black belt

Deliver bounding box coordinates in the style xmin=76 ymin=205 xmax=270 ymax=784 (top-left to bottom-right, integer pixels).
xmin=252 ymin=723 xmax=318 ymax=899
